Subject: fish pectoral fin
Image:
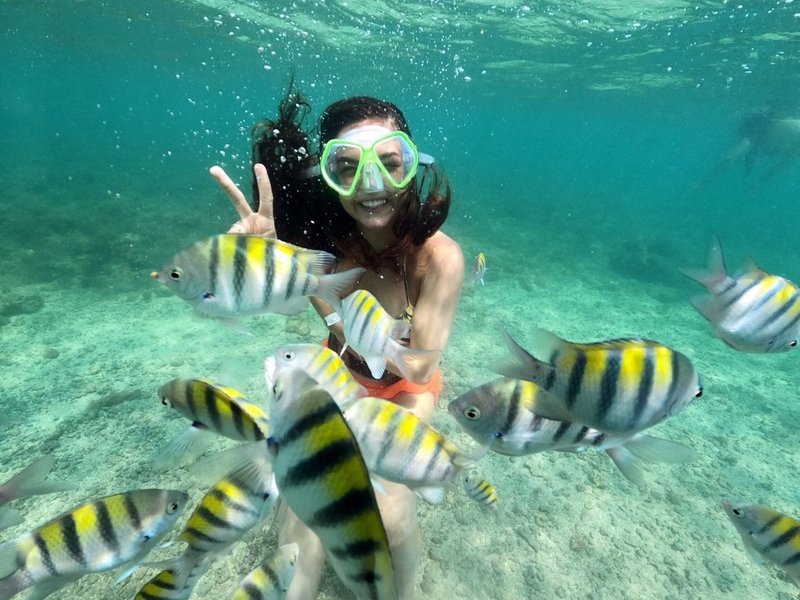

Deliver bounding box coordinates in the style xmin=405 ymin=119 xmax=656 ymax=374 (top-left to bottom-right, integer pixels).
xmin=155 ymin=427 xmax=217 ymax=470
xmin=24 ymin=576 xmax=82 ymax=600
xmin=623 ymin=435 xmax=700 ymax=464
xmin=414 ymin=486 xmax=447 ymax=505
xmin=604 ymin=447 xmax=646 ymax=489
xmin=364 ymin=356 xmax=387 ymax=379
xmin=521 ymin=395 xmax=573 ymax=424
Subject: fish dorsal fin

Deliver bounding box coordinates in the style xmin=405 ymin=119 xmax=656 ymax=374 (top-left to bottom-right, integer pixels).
xmin=492 ymin=329 xmax=559 ymax=385
xmin=742 ymin=257 xmax=766 ymax=278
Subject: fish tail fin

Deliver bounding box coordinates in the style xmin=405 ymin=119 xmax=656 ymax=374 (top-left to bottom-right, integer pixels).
xmin=680 ymin=237 xmax=729 ymax=291
xmin=2 ymin=455 xmax=73 ymax=502
xmin=491 ymin=328 xmax=557 ymax=384
xmin=604 ymin=447 xmax=646 ymax=489
xmin=624 ymin=434 xmax=700 ymax=463
xmin=314 ymin=267 xmax=366 ymax=311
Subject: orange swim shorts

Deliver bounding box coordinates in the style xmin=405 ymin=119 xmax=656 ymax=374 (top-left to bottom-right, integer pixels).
xmin=351 ymin=368 xmax=443 ymax=404
xmin=321 ymin=339 xmax=442 ymax=403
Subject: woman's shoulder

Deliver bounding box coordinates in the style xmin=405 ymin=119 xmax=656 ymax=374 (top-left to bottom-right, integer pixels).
xmin=418 ymin=231 xmax=464 ymax=274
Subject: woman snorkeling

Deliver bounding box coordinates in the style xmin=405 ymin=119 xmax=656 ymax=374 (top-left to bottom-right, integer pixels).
xmin=210 ymin=86 xmax=464 ymax=599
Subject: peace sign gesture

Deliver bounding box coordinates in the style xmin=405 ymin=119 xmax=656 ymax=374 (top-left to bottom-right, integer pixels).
xmin=210 ymin=163 xmax=276 ymax=237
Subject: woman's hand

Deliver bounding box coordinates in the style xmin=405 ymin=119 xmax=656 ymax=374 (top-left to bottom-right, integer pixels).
xmin=210 ymin=163 xmax=276 ymax=237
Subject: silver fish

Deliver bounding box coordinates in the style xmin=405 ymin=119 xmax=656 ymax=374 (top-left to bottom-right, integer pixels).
xmin=267 ymin=368 xmax=395 ymax=600
xmin=722 ymin=499 xmax=800 ymax=588
xmin=0 ymin=489 xmax=188 ymax=599
xmin=340 ymin=289 xmax=433 ymax=381
xmin=229 ymin=543 xmax=299 ymax=600
xmin=152 ymin=234 xmax=363 ymax=320
xmin=682 ymin=238 xmax=800 ymax=352
xmin=449 ymin=378 xmax=698 ymax=487
xmin=494 ymin=327 xmax=703 ymax=435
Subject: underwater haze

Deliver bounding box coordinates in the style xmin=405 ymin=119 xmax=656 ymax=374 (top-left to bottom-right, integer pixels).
xmin=3 ymin=1 xmax=800 ymax=598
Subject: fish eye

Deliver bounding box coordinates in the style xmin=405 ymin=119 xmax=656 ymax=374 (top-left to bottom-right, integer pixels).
xmin=791 ymin=340 xmax=798 ymax=348
xmin=143 ymin=533 xmax=152 ymax=541
xmin=694 ymin=387 xmax=703 ymax=399
xmin=464 ymin=406 xmax=481 ymax=420
xmin=732 ymin=507 xmax=743 ymax=518
xmin=168 ymin=268 xmax=182 ymax=281
xmin=283 ymin=351 xmax=295 ymax=361
xmin=167 ymin=502 xmax=179 ymax=513
xmin=160 ymin=397 xmax=170 ymax=407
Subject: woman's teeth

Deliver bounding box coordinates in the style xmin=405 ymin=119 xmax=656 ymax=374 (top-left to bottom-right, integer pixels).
xmin=361 ymin=199 xmax=386 ymax=209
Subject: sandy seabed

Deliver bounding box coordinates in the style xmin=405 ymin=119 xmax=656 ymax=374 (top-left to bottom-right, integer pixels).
xmin=2 ymin=209 xmax=800 ymax=600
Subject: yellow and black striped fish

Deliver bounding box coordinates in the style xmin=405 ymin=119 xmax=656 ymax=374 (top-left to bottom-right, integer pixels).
xmin=176 ymin=462 xmax=278 ymax=559
xmin=134 ymin=556 xmax=209 ymax=600
xmin=494 ymin=327 xmax=703 ymax=435
xmin=266 ymin=343 xmax=366 ymax=409
xmin=341 ymin=289 xmax=433 ymax=381
xmin=344 ymin=396 xmax=476 ymax=505
xmin=268 ymin=367 xmax=396 ymax=600
xmin=0 ymin=489 xmax=187 ymax=599
xmin=152 ymin=234 xmax=364 ymax=319
xmin=462 ymin=472 xmax=498 ymax=512
xmin=682 ymin=238 xmax=800 ymax=353
xmin=449 ymin=377 xmax=698 ymax=488
xmin=158 ymin=378 xmax=269 ymax=466
xmin=230 ymin=543 xmax=298 ymax=600
xmin=722 ymin=499 xmax=800 ymax=588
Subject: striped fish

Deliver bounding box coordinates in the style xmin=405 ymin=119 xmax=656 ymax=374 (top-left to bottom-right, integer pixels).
xmin=722 ymin=499 xmax=800 ymax=588
xmin=229 ymin=543 xmax=299 ymax=600
xmin=471 ymin=252 xmax=487 ymax=287
xmin=449 ymin=378 xmax=698 ymax=487
xmin=175 ymin=463 xmax=278 ymax=558
xmin=268 ymin=367 xmax=396 ymax=600
xmin=344 ymin=396 xmax=477 ymax=505
xmin=0 ymin=489 xmax=188 ymax=600
xmin=158 ymin=378 xmax=269 ymax=466
xmin=494 ymin=327 xmax=703 ymax=435
xmin=134 ymin=556 xmax=210 ymax=600
xmin=144 ymin=462 xmax=279 ymax=587
xmin=265 ymin=343 xmax=366 ymax=409
xmin=682 ymin=238 xmax=800 ymax=353
xmin=0 ymin=456 xmax=73 ymax=530
xmin=152 ymin=234 xmax=364 ymax=319
xmin=340 ymin=289 xmax=434 ymax=381
xmin=461 ymin=472 xmax=498 ymax=511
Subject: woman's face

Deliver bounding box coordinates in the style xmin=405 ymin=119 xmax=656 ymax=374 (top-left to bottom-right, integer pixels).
xmin=332 ymin=117 xmax=411 ymax=232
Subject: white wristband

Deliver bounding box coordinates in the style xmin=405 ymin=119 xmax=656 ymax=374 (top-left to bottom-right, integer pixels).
xmin=324 ymin=312 xmax=341 ymax=327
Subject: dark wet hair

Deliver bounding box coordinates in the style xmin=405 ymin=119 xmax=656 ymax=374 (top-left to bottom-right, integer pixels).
xmin=250 ymin=82 xmax=451 ymax=269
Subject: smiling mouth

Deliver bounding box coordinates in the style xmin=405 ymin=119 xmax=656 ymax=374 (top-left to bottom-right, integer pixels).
xmin=359 ymin=198 xmax=388 ymax=209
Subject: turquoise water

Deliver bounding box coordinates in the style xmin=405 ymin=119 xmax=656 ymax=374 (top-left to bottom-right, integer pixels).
xmin=3 ymin=1 xmax=800 ymax=598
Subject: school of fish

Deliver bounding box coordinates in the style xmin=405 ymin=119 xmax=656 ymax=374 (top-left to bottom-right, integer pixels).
xmin=4 ymin=231 xmax=799 ymax=599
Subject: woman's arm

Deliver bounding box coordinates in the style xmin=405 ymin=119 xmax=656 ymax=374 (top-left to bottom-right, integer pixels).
xmin=400 ymin=233 xmax=464 ymax=383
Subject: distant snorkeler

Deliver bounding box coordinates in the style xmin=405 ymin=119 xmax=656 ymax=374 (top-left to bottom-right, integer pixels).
xmin=697 ymin=109 xmax=800 ymax=189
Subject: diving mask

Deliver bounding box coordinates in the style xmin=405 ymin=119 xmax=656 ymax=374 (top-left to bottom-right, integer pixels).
xmin=319 ymin=126 xmax=421 ymax=196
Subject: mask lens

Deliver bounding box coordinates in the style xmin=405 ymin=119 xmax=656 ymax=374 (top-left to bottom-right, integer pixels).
xmin=321 ymin=142 xmax=363 ymax=196
xmin=320 ymin=131 xmax=419 ymax=196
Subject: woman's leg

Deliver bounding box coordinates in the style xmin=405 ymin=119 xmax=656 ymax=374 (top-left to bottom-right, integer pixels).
xmin=278 ymin=501 xmax=327 ymax=600
xmin=376 ymin=479 xmax=421 ymax=600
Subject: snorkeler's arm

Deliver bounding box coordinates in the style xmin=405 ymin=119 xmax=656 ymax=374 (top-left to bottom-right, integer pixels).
xmin=393 ymin=234 xmax=464 ymax=383
xmin=310 ymin=297 xmax=346 ymax=342
xmin=210 ymin=163 xmax=276 ymax=237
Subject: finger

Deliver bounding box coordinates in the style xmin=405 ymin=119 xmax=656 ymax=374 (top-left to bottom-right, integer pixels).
xmin=209 ymin=165 xmax=253 ymax=220
xmin=253 ymin=164 xmax=275 ymax=220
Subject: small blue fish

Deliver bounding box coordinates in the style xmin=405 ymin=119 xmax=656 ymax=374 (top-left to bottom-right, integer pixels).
xmin=471 ymin=252 xmax=487 ymax=287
